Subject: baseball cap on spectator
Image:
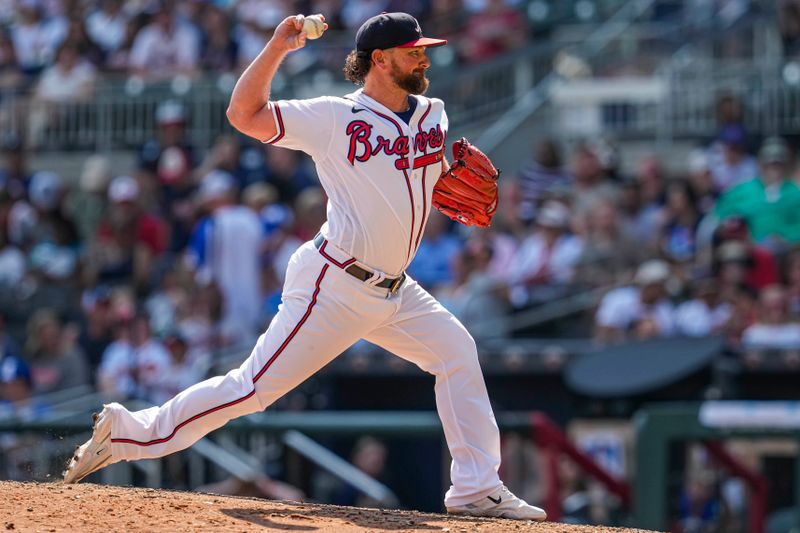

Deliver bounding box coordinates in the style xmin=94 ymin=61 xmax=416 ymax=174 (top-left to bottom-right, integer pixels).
xmin=718 ymin=124 xmax=747 ymax=148
xmin=156 ymin=100 xmax=185 ymax=125
xmin=717 ymin=240 xmax=751 ymax=264
xmin=355 ymin=12 xmax=447 ymax=52
xmin=758 ymin=136 xmax=790 ymax=164
xmin=634 ymin=260 xmax=671 ymax=286
xmin=198 ymin=170 xmax=234 ymax=204
xmin=80 ymin=155 xmax=112 ymax=193
xmin=536 ymin=201 xmax=570 ymax=228
xmin=242 ymin=182 xmax=277 ymax=210
xmin=108 ymin=175 xmax=139 ymax=203
xmin=28 ymin=171 xmax=63 ymax=211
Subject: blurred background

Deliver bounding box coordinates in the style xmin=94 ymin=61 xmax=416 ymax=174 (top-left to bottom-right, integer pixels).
xmin=1 ymin=0 xmax=800 ymax=531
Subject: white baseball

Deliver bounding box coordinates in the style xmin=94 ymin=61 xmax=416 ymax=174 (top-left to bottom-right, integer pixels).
xmin=302 ymin=15 xmax=325 ymax=40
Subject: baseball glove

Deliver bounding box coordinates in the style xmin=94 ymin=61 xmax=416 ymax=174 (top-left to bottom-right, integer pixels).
xmin=432 ymin=138 xmax=500 ymax=228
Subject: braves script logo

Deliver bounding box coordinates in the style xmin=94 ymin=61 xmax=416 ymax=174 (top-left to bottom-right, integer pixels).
xmin=346 ymin=120 xmax=445 ymax=170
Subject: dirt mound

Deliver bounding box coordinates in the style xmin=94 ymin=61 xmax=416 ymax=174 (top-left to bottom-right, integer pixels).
xmin=0 ymin=481 xmax=657 ymax=532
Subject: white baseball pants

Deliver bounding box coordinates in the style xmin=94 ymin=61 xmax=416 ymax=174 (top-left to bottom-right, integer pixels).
xmin=106 ymin=240 xmax=503 ymax=507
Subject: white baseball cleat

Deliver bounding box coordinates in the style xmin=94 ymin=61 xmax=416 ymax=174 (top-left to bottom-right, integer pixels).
xmin=62 ymin=404 xmax=119 ymax=484
xmin=446 ymin=485 xmax=547 ymax=521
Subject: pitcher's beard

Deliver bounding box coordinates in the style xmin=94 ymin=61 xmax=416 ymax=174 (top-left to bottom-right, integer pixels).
xmin=391 ymin=66 xmax=429 ymax=95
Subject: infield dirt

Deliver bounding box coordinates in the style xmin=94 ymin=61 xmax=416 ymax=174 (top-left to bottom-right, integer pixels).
xmin=0 ymin=481 xmax=661 ymax=532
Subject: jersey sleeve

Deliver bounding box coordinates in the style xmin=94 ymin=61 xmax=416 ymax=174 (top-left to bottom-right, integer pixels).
xmin=262 ymin=96 xmax=336 ymax=159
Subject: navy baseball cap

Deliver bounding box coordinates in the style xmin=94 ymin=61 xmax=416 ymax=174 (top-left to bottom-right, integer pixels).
xmin=356 ymin=12 xmax=447 ymax=52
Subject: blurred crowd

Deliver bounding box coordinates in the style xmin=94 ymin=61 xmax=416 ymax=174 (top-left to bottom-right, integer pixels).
xmin=0 ymin=0 xmax=534 ymax=95
xmin=0 ymin=88 xmax=798 ymax=423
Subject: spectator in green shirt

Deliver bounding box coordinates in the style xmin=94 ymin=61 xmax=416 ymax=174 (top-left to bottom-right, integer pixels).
xmin=715 ymin=137 xmax=800 ymax=247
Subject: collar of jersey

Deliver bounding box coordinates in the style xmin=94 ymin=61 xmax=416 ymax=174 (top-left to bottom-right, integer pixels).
xmin=346 ymin=89 xmax=421 ymax=132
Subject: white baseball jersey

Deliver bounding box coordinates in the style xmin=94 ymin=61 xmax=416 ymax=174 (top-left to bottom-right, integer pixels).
xmin=263 ymin=88 xmax=448 ymax=277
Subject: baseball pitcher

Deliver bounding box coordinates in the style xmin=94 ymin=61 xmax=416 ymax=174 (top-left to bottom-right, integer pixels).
xmin=64 ymin=12 xmax=545 ymax=521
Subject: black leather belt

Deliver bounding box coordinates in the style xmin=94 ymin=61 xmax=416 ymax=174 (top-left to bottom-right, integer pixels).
xmin=314 ymin=233 xmax=405 ymax=293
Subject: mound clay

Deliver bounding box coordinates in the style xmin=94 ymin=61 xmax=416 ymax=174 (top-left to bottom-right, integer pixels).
xmin=0 ymin=481 xmax=658 ymax=532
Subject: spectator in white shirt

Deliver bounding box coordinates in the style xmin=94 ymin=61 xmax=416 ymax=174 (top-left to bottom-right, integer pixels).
xmin=33 ymin=42 xmax=96 ymax=102
xmin=186 ymin=170 xmax=265 ymax=338
xmin=507 ymin=200 xmax=583 ymax=307
xmin=28 ymin=42 xmax=96 ymax=147
xmin=85 ymin=0 xmax=129 ymax=55
xmin=595 ymin=259 xmax=676 ymax=344
xmin=707 ymin=124 xmax=758 ymax=193
xmin=742 ymin=284 xmax=800 ymax=349
xmin=128 ymin=2 xmax=199 ymax=80
xmin=10 ymin=0 xmax=67 ymax=75
xmin=675 ymin=278 xmax=732 ymax=337
xmin=98 ymin=313 xmax=172 ymax=402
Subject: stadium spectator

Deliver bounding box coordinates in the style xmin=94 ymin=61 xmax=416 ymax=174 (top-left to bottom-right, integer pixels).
xmin=77 ymin=284 xmax=114 ymax=373
xmin=186 ymin=170 xmax=264 ymax=337
xmin=632 ymin=156 xmax=666 ymax=251
xmin=686 ymin=148 xmax=718 ymax=216
xmin=333 ymin=436 xmax=391 ymax=507
xmin=97 ymin=311 xmax=172 ymax=402
xmin=515 ymin=138 xmax=573 ymax=222
xmin=84 ymin=174 xmax=168 ymax=291
xmin=66 ymin=154 xmax=112 ymax=245
xmin=104 ymin=15 xmax=145 ymax=72
xmin=437 ymin=237 xmax=510 ymax=340
xmin=675 ymin=471 xmax=729 ymax=533
xmin=742 ymin=284 xmax=800 ymax=349
xmin=148 ymin=329 xmax=210 ymax=405
xmin=292 ymin=186 xmax=327 ymax=242
xmin=570 ymin=143 xmax=619 ymax=219
xmin=28 ymin=42 xmax=97 ymax=147
xmin=194 ymin=134 xmax=248 ymax=189
xmin=658 ymin=179 xmax=700 ymax=264
xmin=199 ymin=6 xmax=237 ymax=73
xmin=710 ymin=217 xmax=780 ymax=292
xmin=62 ymin=15 xmax=105 ymax=67
xmin=0 ymin=30 xmax=26 ymax=95
xmin=0 ymin=193 xmax=26 ymax=287
xmin=594 ymin=259 xmax=675 ymax=344
xmin=712 ymin=239 xmax=779 ymax=295
xmin=714 ymin=136 xmax=800 ymax=247
xmin=85 ymin=0 xmax=130 ymax=56
xmin=674 ymin=278 xmax=732 ymax=337
xmin=507 ymin=201 xmax=583 ymax=306
xmin=260 ymin=144 xmax=317 ymax=205
xmin=140 ymin=99 xmax=195 ymax=190
xmin=406 ymin=211 xmax=460 ymax=291
xmin=24 ymin=308 xmax=89 ymax=394
xmin=574 ymin=197 xmax=643 ymax=288
xmin=707 ymin=124 xmax=758 ymax=193
xmin=139 ymin=100 xmax=196 ymax=250
xmin=460 ymin=0 xmax=527 ymax=64
xmin=0 ymin=135 xmax=31 ymax=202
xmin=26 ymin=170 xmax=80 ymax=284
xmin=10 ymin=0 xmax=67 ymax=76
xmin=128 ymin=1 xmax=200 ymax=81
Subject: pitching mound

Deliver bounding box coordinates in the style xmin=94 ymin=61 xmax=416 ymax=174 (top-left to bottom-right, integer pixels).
xmin=0 ymin=481 xmax=657 ymax=532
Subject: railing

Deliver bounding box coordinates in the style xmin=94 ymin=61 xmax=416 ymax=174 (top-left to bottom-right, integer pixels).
xmin=532 ymin=412 xmax=632 ymax=522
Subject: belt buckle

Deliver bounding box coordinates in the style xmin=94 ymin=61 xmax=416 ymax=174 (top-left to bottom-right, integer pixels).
xmin=388 ymin=274 xmax=404 ymax=295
